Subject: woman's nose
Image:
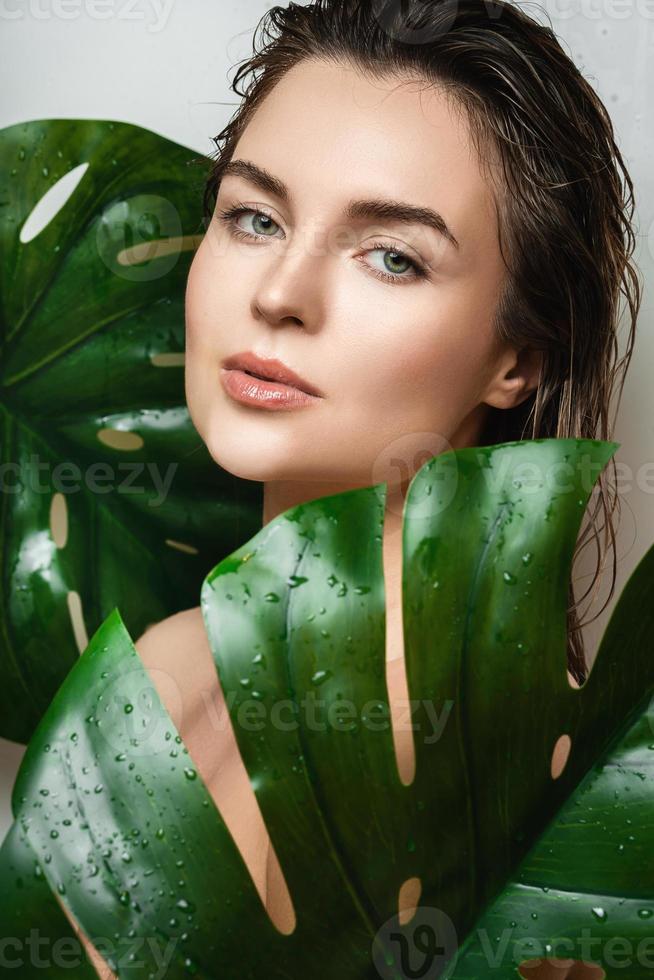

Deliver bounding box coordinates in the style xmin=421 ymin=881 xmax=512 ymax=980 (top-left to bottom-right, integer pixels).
xmin=250 ymin=229 xmax=328 ymax=330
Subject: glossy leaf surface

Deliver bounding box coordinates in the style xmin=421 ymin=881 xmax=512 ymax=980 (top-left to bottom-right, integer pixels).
xmin=0 ymin=819 xmax=96 ymax=977
xmin=445 ymin=539 xmax=654 ymax=977
xmin=0 ymin=118 xmax=262 ymax=743
xmin=7 ymin=437 xmax=654 ymax=978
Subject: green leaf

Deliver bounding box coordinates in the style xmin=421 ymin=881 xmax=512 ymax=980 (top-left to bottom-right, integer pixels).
xmin=8 ymin=437 xmax=654 ymax=978
xmin=0 ymin=819 xmax=97 ymax=977
xmin=0 ymin=118 xmax=262 ymax=743
xmin=444 ymin=536 xmax=654 ymax=978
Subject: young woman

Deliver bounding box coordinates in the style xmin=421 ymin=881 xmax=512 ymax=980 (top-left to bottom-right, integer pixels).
xmin=66 ymin=0 xmax=641 ymax=975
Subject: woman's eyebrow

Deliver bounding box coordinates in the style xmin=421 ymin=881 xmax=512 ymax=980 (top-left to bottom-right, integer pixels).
xmin=220 ymin=158 xmax=460 ymax=251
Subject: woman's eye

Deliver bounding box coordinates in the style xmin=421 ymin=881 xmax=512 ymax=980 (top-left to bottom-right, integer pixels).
xmin=217 ymin=206 xmax=427 ymax=283
xmin=218 ymin=206 xmax=282 ymax=239
xmin=367 ymin=247 xmax=415 ymax=278
xmin=363 ymin=246 xmax=426 ymax=283
xmin=241 ymin=210 xmax=280 ymax=237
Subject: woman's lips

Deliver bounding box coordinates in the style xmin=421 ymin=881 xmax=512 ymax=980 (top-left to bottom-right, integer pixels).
xmin=220 ymin=368 xmax=322 ymax=410
xmin=221 ymin=350 xmax=323 ymax=396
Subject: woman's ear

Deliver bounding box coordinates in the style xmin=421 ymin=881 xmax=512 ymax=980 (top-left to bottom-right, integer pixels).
xmin=482 ymin=345 xmax=543 ymax=411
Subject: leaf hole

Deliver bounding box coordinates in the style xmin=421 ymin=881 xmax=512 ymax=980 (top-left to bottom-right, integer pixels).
xmin=387 ymin=653 xmax=416 ymax=787
xmin=550 ymin=733 xmax=572 ymax=779
xmin=49 ymin=492 xmax=68 ymax=548
xmin=19 ymin=162 xmax=89 ymax=243
xmin=398 ymin=876 xmax=421 ymax=925
xmin=96 ymin=428 xmax=144 ymax=451
xmin=116 ymin=233 xmax=202 ymax=266
xmin=67 ymin=590 xmax=89 ymax=654
xmin=165 ymin=538 xmax=199 ymax=555
xmin=150 ymin=352 xmax=185 ymax=367
xmin=384 ymin=531 xmax=416 ymax=787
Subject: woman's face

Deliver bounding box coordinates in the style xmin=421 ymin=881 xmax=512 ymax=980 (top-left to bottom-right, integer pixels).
xmin=185 ymin=58 xmax=520 ymax=490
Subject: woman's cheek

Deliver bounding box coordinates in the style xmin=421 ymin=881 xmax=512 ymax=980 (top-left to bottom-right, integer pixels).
xmin=184 ymin=260 xmax=207 ymax=351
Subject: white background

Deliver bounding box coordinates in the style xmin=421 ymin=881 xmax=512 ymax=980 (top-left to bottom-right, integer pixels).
xmin=1 ymin=0 xmax=653 ymax=843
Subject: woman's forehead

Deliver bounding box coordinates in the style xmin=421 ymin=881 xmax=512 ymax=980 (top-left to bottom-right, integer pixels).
xmin=232 ymin=59 xmax=499 ymax=250
xmin=240 ymin=58 xmax=474 ymax=169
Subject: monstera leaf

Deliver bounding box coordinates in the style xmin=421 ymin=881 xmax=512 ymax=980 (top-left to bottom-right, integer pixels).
xmin=0 ymin=118 xmax=262 ymax=743
xmin=3 ymin=437 xmax=654 ymax=979
xmin=0 ymin=820 xmax=97 ymax=978
xmin=444 ymin=650 xmax=654 ymax=980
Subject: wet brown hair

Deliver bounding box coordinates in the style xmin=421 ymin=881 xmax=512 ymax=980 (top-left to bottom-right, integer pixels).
xmin=200 ymin=0 xmax=641 ymax=685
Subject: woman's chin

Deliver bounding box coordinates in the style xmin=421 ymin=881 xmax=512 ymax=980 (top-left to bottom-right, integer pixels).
xmin=202 ymin=437 xmax=362 ymax=486
xmin=202 ymin=437 xmax=298 ymax=483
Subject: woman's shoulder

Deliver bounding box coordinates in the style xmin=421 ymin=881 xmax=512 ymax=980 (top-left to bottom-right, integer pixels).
xmin=133 ymin=606 xmax=226 ymax=748
xmin=132 ymin=607 xmax=281 ymax=920
xmin=135 ymin=604 xmax=207 ymax=661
